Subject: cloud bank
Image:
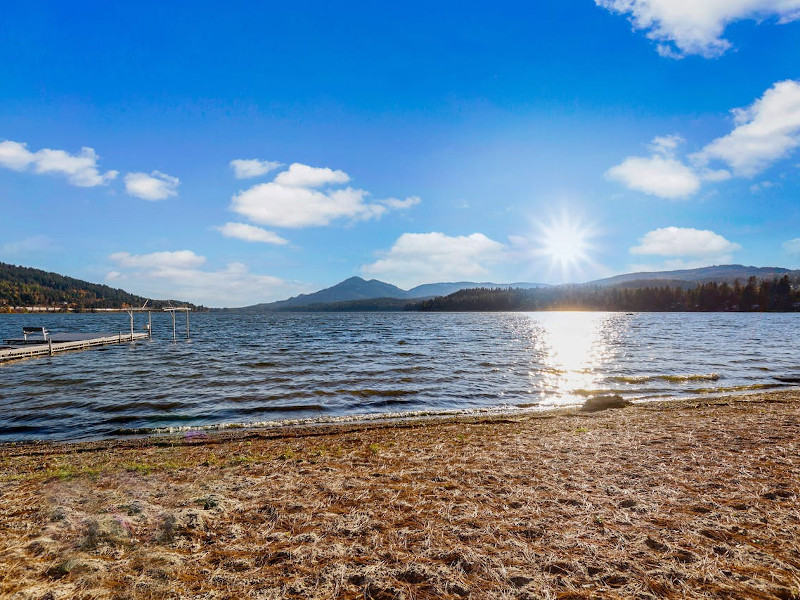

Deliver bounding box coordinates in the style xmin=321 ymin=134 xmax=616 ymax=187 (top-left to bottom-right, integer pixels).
xmin=629 ymin=226 xmax=741 ymax=269
xmin=596 ymin=0 xmax=800 ymax=58
xmin=107 ymin=250 xmax=306 ymax=307
xmin=606 ymin=80 xmax=800 ymax=198
xmin=0 ymin=140 xmax=118 ymax=187
xmin=230 ymin=162 xmax=420 ymax=228
xmin=362 ymin=232 xmax=506 ymax=289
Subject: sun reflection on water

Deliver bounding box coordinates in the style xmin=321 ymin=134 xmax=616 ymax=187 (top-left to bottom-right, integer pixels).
xmin=530 ymin=312 xmax=616 ymax=405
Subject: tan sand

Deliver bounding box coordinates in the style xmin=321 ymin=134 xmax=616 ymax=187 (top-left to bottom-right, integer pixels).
xmin=1 ymin=391 xmax=798 ymax=599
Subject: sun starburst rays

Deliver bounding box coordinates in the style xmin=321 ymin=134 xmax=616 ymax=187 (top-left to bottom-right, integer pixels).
xmin=535 ymin=214 xmax=597 ymax=278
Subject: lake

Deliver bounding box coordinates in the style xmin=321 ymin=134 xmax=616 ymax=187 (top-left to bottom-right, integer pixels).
xmin=1 ymin=311 xmax=798 ymax=441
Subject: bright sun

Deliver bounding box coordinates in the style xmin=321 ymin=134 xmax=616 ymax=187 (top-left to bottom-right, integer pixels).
xmin=538 ymin=215 xmax=594 ymax=272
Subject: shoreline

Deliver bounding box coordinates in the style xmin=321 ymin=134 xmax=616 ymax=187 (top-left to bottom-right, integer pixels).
xmin=2 ymin=390 xmax=798 ymax=599
xmin=1 ymin=384 xmax=793 ymax=447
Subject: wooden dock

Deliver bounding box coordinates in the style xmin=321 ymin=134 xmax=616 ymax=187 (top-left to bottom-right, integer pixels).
xmin=0 ymin=332 xmax=148 ymax=364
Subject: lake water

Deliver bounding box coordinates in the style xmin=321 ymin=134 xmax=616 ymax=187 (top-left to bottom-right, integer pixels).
xmin=1 ymin=311 xmax=798 ymax=442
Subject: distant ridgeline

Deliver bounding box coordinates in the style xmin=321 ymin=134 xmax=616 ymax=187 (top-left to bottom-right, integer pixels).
xmin=0 ymin=262 xmax=198 ymax=311
xmin=416 ymin=276 xmax=800 ymax=312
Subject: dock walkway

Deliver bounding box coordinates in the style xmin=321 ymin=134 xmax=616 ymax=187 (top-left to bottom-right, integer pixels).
xmin=0 ymin=332 xmax=148 ymax=363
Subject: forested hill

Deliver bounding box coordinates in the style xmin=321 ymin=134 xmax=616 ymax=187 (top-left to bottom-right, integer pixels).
xmin=417 ymin=276 xmax=800 ymax=312
xmin=0 ymin=262 xmax=195 ymax=310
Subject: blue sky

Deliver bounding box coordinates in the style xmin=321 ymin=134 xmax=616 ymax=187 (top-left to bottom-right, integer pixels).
xmin=2 ymin=1 xmax=800 ymax=306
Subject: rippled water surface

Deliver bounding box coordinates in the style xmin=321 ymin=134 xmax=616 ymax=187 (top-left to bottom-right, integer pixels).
xmin=1 ymin=311 xmax=799 ymax=441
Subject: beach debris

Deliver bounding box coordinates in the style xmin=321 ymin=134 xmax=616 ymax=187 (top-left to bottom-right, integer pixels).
xmin=580 ymin=394 xmax=631 ymax=412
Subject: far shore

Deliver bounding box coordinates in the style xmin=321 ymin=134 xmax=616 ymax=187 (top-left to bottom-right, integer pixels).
xmin=1 ymin=391 xmax=798 ymax=599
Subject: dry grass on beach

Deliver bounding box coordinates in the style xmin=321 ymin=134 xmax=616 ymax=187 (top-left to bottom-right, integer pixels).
xmin=1 ymin=392 xmax=799 ymax=599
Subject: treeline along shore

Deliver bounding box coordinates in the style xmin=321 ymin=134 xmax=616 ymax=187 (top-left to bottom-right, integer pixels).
xmin=0 ymin=262 xmax=201 ymax=312
xmin=415 ymin=276 xmax=800 ymax=312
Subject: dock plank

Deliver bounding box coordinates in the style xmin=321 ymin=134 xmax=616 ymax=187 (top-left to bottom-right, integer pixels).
xmin=0 ymin=332 xmax=148 ymax=363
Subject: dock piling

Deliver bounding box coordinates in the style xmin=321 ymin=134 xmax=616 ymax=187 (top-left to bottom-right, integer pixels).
xmin=1 ymin=305 xmax=193 ymax=364
xmin=163 ymin=306 xmax=191 ymax=341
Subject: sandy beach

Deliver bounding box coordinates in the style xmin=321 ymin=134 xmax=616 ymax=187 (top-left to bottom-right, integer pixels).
xmin=1 ymin=391 xmax=798 ymax=599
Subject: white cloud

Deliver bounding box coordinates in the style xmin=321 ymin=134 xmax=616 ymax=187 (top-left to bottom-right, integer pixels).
xmin=607 ymin=80 xmax=800 ymax=198
xmin=630 ymin=227 xmax=741 ymax=264
xmin=596 ymin=0 xmax=800 ymax=58
xmin=0 ymin=140 xmax=118 ymax=187
xmin=230 ymin=158 xmax=283 ymax=179
xmin=232 ymin=184 xmax=383 ymax=227
xmin=362 ymin=232 xmax=507 ymax=288
xmin=0 ymin=141 xmax=36 ymax=170
xmin=782 ymin=238 xmax=800 ymax=254
xmin=124 ymin=171 xmax=180 ymax=201
xmin=109 ymin=250 xmax=206 ymax=269
xmin=107 ymin=250 xmax=307 ymax=307
xmin=692 ymin=80 xmax=800 ymax=177
xmin=700 ymin=168 xmax=732 ymax=182
xmin=273 ymin=163 xmax=350 ymax=188
xmin=380 ymin=196 xmax=422 ymax=210
xmin=215 ymin=222 xmax=289 ymax=245
xmin=649 ymin=134 xmax=684 ymax=153
xmin=231 ymin=162 xmax=419 ymax=228
xmin=606 ymin=153 xmax=701 ymax=199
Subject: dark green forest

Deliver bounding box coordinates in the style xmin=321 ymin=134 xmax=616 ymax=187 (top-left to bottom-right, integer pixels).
xmin=275 ymin=297 xmax=411 ymax=312
xmin=0 ymin=262 xmax=196 ymax=311
xmin=416 ymin=276 xmax=800 ymax=312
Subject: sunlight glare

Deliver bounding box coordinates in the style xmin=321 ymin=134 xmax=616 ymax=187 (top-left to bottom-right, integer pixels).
xmin=536 ymin=213 xmax=596 ymax=276
xmin=533 ymin=313 xmax=606 ymax=406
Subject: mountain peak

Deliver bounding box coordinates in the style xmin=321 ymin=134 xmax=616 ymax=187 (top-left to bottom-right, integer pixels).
xmin=335 ymin=276 xmax=371 ymax=286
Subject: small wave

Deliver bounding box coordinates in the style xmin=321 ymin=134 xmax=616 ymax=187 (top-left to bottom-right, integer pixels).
xmin=687 ymin=383 xmax=783 ymax=394
xmin=247 ymin=361 xmax=278 ymax=368
xmin=113 ymin=404 xmax=532 ymax=436
xmin=98 ymin=399 xmax=184 ymax=413
xmin=103 ymin=413 xmax=202 ymax=425
xmin=573 ymin=388 xmax=630 ymax=397
xmin=338 ymin=388 xmax=419 ymax=398
xmin=235 ymin=403 xmax=325 ymax=415
xmin=0 ymin=424 xmax=47 ymax=435
xmin=609 ymin=373 xmax=720 ymax=384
